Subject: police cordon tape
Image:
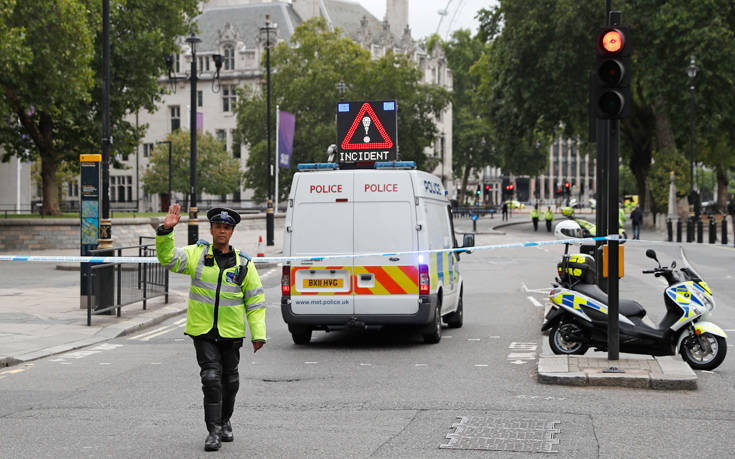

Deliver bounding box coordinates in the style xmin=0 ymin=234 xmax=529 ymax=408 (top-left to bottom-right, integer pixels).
xmin=0 ymin=235 xmax=717 ymax=265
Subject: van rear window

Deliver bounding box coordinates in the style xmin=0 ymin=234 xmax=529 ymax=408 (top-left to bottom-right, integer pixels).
xmin=291 ymin=203 xmax=353 ymax=255
xmin=355 ymin=202 xmax=414 ymax=253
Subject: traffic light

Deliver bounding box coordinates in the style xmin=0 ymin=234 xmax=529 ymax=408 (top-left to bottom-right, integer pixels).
xmin=564 ymin=181 xmax=571 ymax=197
xmin=592 ymin=27 xmax=631 ymax=119
xmin=483 ymin=184 xmax=490 ymax=199
xmin=476 ymin=185 xmax=481 ymax=197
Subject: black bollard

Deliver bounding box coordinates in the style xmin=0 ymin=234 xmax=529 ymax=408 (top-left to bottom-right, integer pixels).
xmin=697 ymin=217 xmax=704 ymax=243
xmin=667 ymin=218 xmax=673 ymax=242
xmin=722 ymin=215 xmax=728 ymax=245
xmin=676 ymin=219 xmax=682 ymax=242
xmin=686 ymin=218 xmax=694 ymax=242
xmin=709 ymin=216 xmax=716 ymax=244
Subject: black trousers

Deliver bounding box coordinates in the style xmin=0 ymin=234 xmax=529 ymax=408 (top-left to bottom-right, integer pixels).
xmin=532 ymin=217 xmax=539 ymax=231
xmin=546 ymin=220 xmax=552 ymax=232
xmin=193 ymin=337 xmax=242 ymax=425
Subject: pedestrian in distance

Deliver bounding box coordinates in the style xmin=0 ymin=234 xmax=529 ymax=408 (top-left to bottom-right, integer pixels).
xmin=156 ymin=204 xmax=266 ymax=452
xmin=501 ymin=201 xmax=509 ymax=221
xmin=631 ymin=205 xmax=643 ymax=240
xmin=530 ymin=204 xmax=540 ymax=231
xmin=544 ymin=207 xmax=554 ymax=232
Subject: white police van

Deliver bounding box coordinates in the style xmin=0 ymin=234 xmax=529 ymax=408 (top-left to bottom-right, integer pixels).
xmin=280 ymin=161 xmax=473 ymax=344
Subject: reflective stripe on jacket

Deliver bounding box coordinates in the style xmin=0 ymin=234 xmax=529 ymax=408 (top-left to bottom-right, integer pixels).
xmin=544 ymin=210 xmax=554 ymax=221
xmin=530 ymin=209 xmax=540 ymax=219
xmin=156 ymin=231 xmax=266 ymax=341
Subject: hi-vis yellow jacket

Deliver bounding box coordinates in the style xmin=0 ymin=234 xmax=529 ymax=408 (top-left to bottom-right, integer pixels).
xmin=156 ymin=232 xmax=266 ymax=341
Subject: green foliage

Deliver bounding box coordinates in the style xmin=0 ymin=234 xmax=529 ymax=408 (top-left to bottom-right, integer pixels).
xmin=234 ymin=19 xmax=450 ymax=201
xmin=648 ymin=149 xmax=689 ymax=214
xmin=141 ymin=130 xmax=242 ymax=196
xmin=0 ymin=0 xmax=198 ymax=214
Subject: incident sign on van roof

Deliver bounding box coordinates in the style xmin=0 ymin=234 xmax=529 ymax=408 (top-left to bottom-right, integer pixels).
xmin=336 ymin=100 xmax=397 ymax=164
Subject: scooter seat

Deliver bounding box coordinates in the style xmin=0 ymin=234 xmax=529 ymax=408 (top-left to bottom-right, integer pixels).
xmin=574 ymin=283 xmax=646 ymax=318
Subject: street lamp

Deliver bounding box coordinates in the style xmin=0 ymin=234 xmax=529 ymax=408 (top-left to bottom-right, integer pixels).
xmin=687 ymin=55 xmax=699 ymax=213
xmin=260 ymin=15 xmax=277 ymax=246
xmin=157 ymin=141 xmax=173 ymax=207
xmin=336 ymin=79 xmax=347 ymax=100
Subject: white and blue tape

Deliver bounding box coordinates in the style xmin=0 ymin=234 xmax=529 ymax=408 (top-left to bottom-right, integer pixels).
xmin=0 ymin=235 xmax=657 ymax=265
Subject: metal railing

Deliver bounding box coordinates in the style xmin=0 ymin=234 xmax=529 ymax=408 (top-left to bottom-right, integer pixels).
xmin=85 ymin=239 xmax=168 ymax=326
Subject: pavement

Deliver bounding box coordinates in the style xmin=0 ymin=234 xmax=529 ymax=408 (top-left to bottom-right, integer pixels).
xmin=0 ymin=219 xmax=284 ymax=369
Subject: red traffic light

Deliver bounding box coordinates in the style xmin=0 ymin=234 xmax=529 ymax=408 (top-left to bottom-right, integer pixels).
xmin=564 ymin=182 xmax=570 ymax=189
xmin=601 ymin=30 xmax=623 ymax=53
xmin=485 ymin=185 xmax=490 ymax=190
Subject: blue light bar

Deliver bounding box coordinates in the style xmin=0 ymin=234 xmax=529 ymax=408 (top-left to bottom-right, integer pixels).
xmin=297 ymin=163 xmax=339 ymax=171
xmin=374 ymin=161 xmax=416 ymax=169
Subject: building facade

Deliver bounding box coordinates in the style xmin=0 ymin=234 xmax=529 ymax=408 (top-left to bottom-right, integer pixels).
xmin=109 ymin=0 xmax=453 ymax=212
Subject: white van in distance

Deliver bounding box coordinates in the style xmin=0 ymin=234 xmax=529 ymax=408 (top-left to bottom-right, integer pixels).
xmin=280 ymin=161 xmax=473 ymax=344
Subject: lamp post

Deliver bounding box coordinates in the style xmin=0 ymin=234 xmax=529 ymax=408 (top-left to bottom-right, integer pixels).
xmin=99 ymin=0 xmax=112 ymax=248
xmin=157 ymin=141 xmax=173 ymax=207
xmin=687 ymin=55 xmax=699 ymax=214
xmin=260 ymin=16 xmax=277 ymax=246
xmin=185 ymin=33 xmax=201 ymax=245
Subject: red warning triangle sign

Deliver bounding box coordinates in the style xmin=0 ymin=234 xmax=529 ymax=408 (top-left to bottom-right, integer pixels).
xmin=340 ymin=103 xmax=394 ymax=150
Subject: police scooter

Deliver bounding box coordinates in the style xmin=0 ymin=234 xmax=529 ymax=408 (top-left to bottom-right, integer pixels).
xmin=542 ymin=222 xmax=728 ymax=371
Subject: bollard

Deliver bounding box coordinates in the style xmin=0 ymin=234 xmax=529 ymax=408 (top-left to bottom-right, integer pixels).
xmin=697 ymin=217 xmax=703 ymax=243
xmin=666 ymin=218 xmax=673 ymax=242
xmin=709 ymin=216 xmax=716 ymax=244
xmin=676 ymin=219 xmax=682 ymax=242
xmin=722 ymin=215 xmax=728 ymax=245
xmin=686 ymin=218 xmax=694 ymax=242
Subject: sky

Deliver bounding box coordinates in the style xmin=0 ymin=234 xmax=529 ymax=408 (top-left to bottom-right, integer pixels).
xmin=355 ymin=0 xmax=496 ymax=40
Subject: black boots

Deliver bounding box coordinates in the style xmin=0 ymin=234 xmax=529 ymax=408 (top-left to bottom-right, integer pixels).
xmin=204 ymin=403 xmax=222 ymax=452
xmin=221 ymin=420 xmax=233 ymax=442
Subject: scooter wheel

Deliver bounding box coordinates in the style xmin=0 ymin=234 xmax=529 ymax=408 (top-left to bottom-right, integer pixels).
xmin=549 ymin=322 xmax=589 ymax=355
xmin=680 ymin=333 xmax=727 ymax=371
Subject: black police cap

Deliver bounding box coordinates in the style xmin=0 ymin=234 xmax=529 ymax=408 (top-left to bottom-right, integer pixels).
xmin=207 ymin=207 xmax=241 ymax=226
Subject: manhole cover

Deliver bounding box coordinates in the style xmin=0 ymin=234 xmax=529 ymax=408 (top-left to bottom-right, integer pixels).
xmin=440 ymin=416 xmax=560 ymax=453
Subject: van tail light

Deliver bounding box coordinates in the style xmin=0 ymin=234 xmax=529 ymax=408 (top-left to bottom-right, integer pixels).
xmin=281 ymin=266 xmax=291 ymax=296
xmin=418 ymin=264 xmax=430 ymax=296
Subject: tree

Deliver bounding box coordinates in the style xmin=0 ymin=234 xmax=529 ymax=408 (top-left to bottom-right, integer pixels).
xmin=472 ymin=1 xmax=735 ymax=211
xmin=141 ymin=129 xmax=242 ymax=200
xmin=234 ymin=19 xmax=450 ymax=201
xmin=0 ymin=0 xmax=198 ymax=215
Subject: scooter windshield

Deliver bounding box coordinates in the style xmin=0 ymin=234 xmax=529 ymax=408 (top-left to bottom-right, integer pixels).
xmin=680 ymin=251 xmax=703 ymax=282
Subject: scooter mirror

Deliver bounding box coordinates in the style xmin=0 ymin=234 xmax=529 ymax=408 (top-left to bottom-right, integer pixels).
xmin=645 ymin=249 xmax=659 ymax=266
xmin=671 ymin=260 xmax=676 ymax=269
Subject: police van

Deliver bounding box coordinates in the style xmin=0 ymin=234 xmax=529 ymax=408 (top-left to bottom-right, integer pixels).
xmin=280 ymin=161 xmax=473 ymax=344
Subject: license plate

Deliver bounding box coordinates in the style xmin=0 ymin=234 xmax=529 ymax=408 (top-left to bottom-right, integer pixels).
xmin=303 ymin=278 xmax=344 ymax=288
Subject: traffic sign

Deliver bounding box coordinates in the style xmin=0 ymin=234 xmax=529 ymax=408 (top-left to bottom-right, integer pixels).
xmin=336 ymin=100 xmax=397 ymax=164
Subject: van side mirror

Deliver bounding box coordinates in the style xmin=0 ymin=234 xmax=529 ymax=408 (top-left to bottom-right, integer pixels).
xmin=462 ymin=233 xmax=475 ymax=248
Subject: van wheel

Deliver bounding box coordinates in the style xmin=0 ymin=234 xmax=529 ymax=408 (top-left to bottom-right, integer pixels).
xmin=289 ymin=324 xmax=312 ymax=345
xmin=422 ymin=304 xmax=442 ymax=344
xmin=444 ymin=294 xmax=463 ymax=329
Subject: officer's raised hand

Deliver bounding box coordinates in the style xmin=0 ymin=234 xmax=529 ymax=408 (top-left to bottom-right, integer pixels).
xmin=164 ymin=203 xmax=181 ymax=229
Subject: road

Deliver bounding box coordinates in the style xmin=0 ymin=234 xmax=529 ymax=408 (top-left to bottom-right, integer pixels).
xmin=1 ymin=217 xmax=734 ymax=457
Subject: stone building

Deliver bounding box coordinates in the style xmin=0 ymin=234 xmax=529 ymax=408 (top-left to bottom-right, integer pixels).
xmin=105 ymin=0 xmax=453 ymax=212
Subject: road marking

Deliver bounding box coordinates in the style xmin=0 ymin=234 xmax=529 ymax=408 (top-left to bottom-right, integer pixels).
xmin=724 ymin=329 xmax=735 ymax=332
xmin=527 ymin=296 xmax=543 ymax=308
xmin=467 ymin=338 xmax=481 ymax=341
xmin=0 ymin=368 xmax=25 ymax=375
xmin=359 ymin=363 xmax=372 ymax=366
xmin=304 ymin=361 xmax=318 ymax=365
xmin=63 ymin=350 xmax=101 ymax=359
xmin=474 ymin=364 xmax=489 ymax=367
xmin=515 ymin=395 xmax=566 ymax=401
xmin=507 ymin=342 xmax=538 ymax=364
xmin=128 ymin=324 xmax=174 ymax=340
xmin=99 ymin=362 xmax=111 ymax=365
xmin=151 ymin=362 xmax=161 ymax=365
xmin=91 ymin=343 xmax=123 ymax=351
xmin=415 ymin=363 xmax=428 ymax=367
xmin=444 ymin=335 xmax=453 ymax=338
xmin=139 ymin=324 xmax=184 ymax=341
xmin=489 ymin=336 xmax=500 ymax=339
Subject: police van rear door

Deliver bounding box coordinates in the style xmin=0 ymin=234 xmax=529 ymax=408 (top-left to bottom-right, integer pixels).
xmin=353 ymin=171 xmax=419 ymax=315
xmin=289 ymin=171 xmax=354 ymax=315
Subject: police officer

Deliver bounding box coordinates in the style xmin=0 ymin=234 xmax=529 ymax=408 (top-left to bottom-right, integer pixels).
xmin=544 ymin=207 xmax=554 ymax=232
xmin=156 ymin=204 xmax=266 ymax=452
xmin=530 ymin=204 xmax=540 ymax=231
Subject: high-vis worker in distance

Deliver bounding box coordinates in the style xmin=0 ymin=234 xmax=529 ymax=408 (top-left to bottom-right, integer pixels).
xmin=156 ymin=204 xmax=266 ymax=452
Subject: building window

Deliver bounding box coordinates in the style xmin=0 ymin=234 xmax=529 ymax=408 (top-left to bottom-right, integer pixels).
xmin=142 ymin=143 xmax=154 ymax=157
xmin=197 ymin=90 xmax=203 ymax=107
xmin=175 ymin=53 xmax=180 ymax=73
xmin=198 ymin=55 xmax=210 ymax=72
xmin=111 ymin=176 xmax=133 ymax=202
xmin=170 ymin=106 xmax=180 ymax=131
xmin=223 ymin=45 xmax=234 ymax=70
xmin=67 ymin=182 xmax=79 ymax=197
xmin=230 ymin=130 xmax=239 ymax=158
xmin=216 ymin=129 xmax=227 ymax=151
xmin=222 ymin=85 xmax=237 ymax=112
